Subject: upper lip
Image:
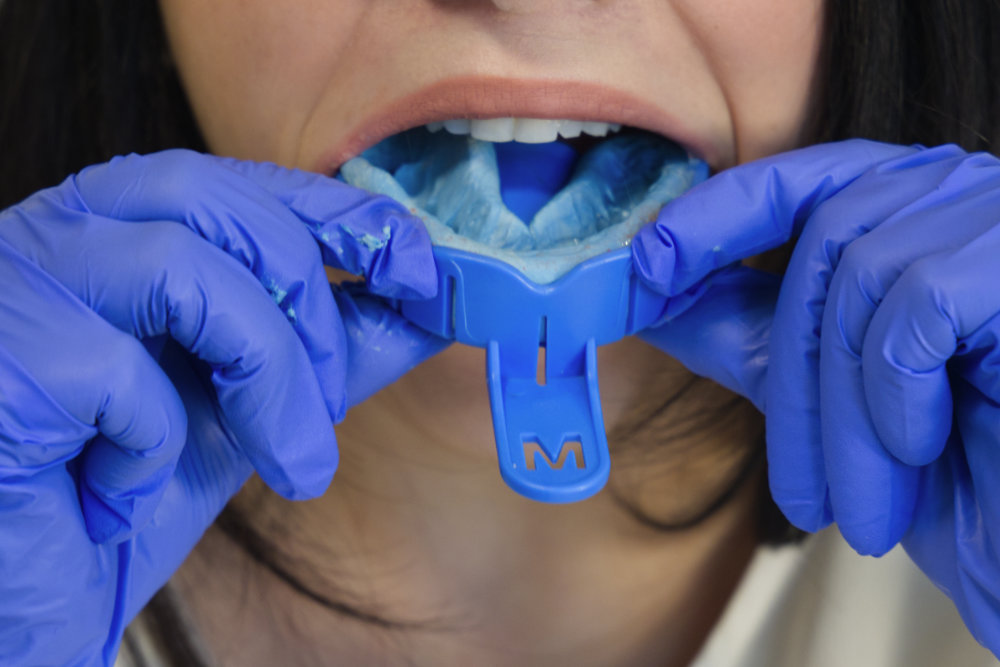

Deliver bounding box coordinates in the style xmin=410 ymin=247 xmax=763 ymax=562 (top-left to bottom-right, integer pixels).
xmin=315 ymin=76 xmax=714 ymax=174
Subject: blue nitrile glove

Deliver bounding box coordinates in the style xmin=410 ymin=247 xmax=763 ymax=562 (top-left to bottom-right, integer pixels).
xmin=0 ymin=149 xmax=448 ymax=666
xmin=631 ymin=140 xmax=1000 ymax=656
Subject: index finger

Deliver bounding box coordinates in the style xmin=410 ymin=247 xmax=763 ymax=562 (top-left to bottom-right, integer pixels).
xmin=219 ymin=156 xmax=437 ymax=300
xmin=631 ymin=139 xmax=917 ymax=296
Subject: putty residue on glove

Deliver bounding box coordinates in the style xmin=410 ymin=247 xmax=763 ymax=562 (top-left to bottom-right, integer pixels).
xmin=339 ymin=128 xmax=707 ymax=283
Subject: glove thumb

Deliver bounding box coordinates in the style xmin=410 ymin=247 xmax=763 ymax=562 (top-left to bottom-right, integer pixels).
xmin=639 ymin=266 xmax=777 ymax=412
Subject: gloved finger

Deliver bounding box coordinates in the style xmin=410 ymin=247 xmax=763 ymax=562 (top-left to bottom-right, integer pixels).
xmin=955 ymin=382 xmax=1000 ymax=637
xmin=4 ymin=218 xmax=338 ymax=500
xmin=153 ymin=339 xmax=254 ymax=520
xmin=124 ymin=301 xmax=448 ymax=619
xmin=221 ymin=156 xmax=438 ymax=300
xmin=334 ymin=283 xmax=452 ymax=409
xmin=0 ymin=244 xmax=186 ymax=543
xmin=958 ymin=381 xmax=1000 ymax=545
xmin=638 ymin=266 xmax=777 ymax=412
xmin=72 ymin=151 xmax=345 ymax=420
xmin=637 ymin=144 xmax=967 ymax=534
xmin=899 ymin=431 xmax=986 ymax=647
xmin=814 ymin=155 xmax=1000 ymax=552
xmin=631 ymin=139 xmax=921 ymax=298
xmin=0 ymin=352 xmax=95 ymax=475
xmin=825 ymin=149 xmax=1000 ymax=465
xmin=864 ymin=223 xmax=1000 ymax=463
xmin=818 ymin=239 xmax=920 ymax=554
xmin=903 ymin=380 xmax=1000 ymax=655
xmin=0 ymin=464 xmax=116 ymax=665
xmin=126 ymin=339 xmax=256 ymax=620
xmin=761 ymin=144 xmax=980 ymax=534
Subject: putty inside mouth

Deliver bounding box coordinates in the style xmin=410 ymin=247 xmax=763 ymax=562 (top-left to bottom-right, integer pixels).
xmin=337 ymin=126 xmax=707 ymax=284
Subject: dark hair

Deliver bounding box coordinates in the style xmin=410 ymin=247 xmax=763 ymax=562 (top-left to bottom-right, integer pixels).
xmin=0 ymin=1 xmax=205 ymax=210
xmin=808 ymin=0 xmax=1000 ymax=151
xmin=2 ymin=0 xmax=1000 ymax=660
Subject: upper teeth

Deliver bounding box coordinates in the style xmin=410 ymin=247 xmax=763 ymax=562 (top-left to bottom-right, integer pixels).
xmin=425 ymin=118 xmax=623 ymax=143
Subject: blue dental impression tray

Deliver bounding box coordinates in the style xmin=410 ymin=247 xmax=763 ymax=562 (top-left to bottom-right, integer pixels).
xmin=398 ymin=245 xmax=670 ymax=504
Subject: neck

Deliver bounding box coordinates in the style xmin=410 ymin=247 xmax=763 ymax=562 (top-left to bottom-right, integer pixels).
xmin=170 ymin=340 xmax=765 ymax=666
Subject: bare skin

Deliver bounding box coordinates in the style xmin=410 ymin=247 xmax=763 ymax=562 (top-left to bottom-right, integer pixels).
xmin=158 ymin=0 xmax=823 ymax=169
xmin=172 ymin=342 xmax=766 ymax=666
xmin=155 ymin=1 xmax=824 ymax=663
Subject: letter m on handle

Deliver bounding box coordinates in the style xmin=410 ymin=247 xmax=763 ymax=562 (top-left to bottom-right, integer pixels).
xmin=523 ymin=438 xmax=585 ymax=471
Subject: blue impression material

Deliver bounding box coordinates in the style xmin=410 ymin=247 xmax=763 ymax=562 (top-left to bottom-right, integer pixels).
xmin=339 ymin=127 xmax=706 ymax=284
xmin=339 ymin=128 xmax=708 ymax=502
xmin=494 ymin=141 xmax=578 ymax=224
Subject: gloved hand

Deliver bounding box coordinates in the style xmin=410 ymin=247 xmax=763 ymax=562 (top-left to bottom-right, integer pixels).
xmin=0 ymin=150 xmax=448 ymax=666
xmin=631 ymin=140 xmax=1000 ymax=656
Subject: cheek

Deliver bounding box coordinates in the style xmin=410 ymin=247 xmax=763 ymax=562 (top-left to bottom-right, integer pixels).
xmin=158 ymin=0 xmax=364 ymax=164
xmin=672 ymin=0 xmax=826 ymax=164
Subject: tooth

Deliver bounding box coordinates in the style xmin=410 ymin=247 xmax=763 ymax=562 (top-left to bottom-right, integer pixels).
xmin=470 ymin=117 xmax=516 ymax=142
xmin=581 ymin=122 xmax=610 ymax=137
xmin=557 ymin=120 xmax=583 ymax=139
xmin=513 ymin=118 xmax=560 ymax=143
xmin=431 ymin=118 xmax=624 ymax=141
xmin=443 ymin=119 xmax=471 ymax=135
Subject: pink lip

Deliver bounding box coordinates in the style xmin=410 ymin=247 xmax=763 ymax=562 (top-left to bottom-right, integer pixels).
xmin=314 ymin=76 xmax=717 ymax=174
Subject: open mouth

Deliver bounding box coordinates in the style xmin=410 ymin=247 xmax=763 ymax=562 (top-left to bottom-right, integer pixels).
xmin=338 ymin=117 xmax=707 ymax=283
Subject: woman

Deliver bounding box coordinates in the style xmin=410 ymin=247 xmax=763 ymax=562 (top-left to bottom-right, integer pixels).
xmin=1 ymin=2 xmax=999 ymax=665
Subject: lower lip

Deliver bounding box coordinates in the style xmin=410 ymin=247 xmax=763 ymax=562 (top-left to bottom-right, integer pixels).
xmin=314 ymin=76 xmax=715 ymax=174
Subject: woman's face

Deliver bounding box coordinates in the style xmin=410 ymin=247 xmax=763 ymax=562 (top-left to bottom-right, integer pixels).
xmin=158 ymin=0 xmax=825 ymax=173
xmin=157 ymin=0 xmax=825 ymax=522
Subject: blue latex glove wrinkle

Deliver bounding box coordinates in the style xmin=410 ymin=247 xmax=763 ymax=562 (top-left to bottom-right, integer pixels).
xmin=338 ymin=127 xmax=706 ymax=283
